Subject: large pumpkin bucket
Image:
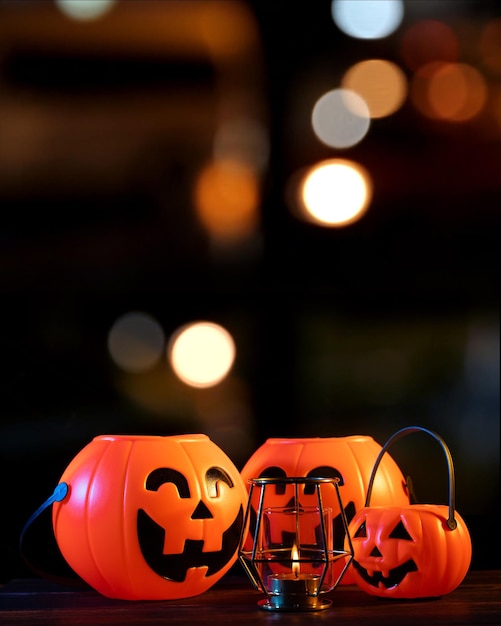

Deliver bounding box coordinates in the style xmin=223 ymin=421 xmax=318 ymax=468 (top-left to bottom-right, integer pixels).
xmin=20 ymin=434 xmax=247 ymax=600
xmin=348 ymin=425 xmax=472 ymax=599
xmin=240 ymin=435 xmax=411 ymax=585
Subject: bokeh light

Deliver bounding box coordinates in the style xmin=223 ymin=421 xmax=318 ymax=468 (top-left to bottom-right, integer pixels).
xmin=479 ymin=18 xmax=501 ymax=75
xmin=55 ymin=0 xmax=116 ymax=21
xmin=194 ymin=159 xmax=260 ymax=241
xmin=311 ymin=88 xmax=370 ymax=148
xmin=213 ymin=117 xmax=269 ymax=172
xmin=428 ymin=63 xmax=487 ymax=122
xmin=168 ymin=321 xmax=236 ymax=388
xmin=410 ymin=62 xmax=488 ymax=122
xmin=409 ymin=61 xmax=444 ymax=119
xmin=341 ymin=59 xmax=408 ymax=118
xmin=108 ymin=312 xmax=165 ymax=373
xmin=399 ymin=20 xmax=459 ymax=72
xmin=331 ymin=0 xmax=404 ymax=40
xmin=299 ymin=159 xmax=372 ymax=227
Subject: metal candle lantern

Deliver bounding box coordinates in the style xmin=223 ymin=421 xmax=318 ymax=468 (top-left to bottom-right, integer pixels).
xmin=239 ymin=476 xmax=353 ymax=611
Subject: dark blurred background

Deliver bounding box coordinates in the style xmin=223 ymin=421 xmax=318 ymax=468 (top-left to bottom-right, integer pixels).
xmin=0 ymin=0 xmax=499 ymax=582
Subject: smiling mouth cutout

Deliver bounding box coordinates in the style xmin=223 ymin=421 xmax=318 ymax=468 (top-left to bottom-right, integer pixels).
xmin=137 ymin=506 xmax=243 ymax=582
xmin=352 ymin=558 xmax=418 ymax=589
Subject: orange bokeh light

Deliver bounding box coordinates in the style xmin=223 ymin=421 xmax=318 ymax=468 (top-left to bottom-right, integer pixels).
xmin=342 ymin=59 xmax=407 ymax=118
xmin=194 ymin=159 xmax=259 ymax=240
xmin=399 ymin=20 xmax=459 ymax=72
xmin=479 ymin=18 xmax=501 ymax=75
xmin=410 ymin=62 xmax=487 ymax=122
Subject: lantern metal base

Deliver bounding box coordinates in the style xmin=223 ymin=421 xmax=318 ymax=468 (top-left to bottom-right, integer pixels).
xmin=257 ymin=595 xmax=332 ymax=612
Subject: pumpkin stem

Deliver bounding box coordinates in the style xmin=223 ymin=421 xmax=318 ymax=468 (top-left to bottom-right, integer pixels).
xmin=365 ymin=426 xmax=458 ymax=531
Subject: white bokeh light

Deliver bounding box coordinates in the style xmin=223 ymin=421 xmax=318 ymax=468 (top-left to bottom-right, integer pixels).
xmin=168 ymin=322 xmax=236 ymax=388
xmin=312 ymin=88 xmax=370 ymax=149
xmin=331 ymin=0 xmax=404 ymax=40
xmin=108 ymin=311 xmax=166 ymax=373
xmin=55 ymin=0 xmax=116 ymax=21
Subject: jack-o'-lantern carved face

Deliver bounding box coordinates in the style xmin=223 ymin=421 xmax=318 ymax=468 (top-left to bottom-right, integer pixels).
xmin=351 ymin=511 xmax=418 ymax=591
xmin=137 ymin=465 xmax=243 ymax=582
xmin=348 ymin=505 xmax=472 ymax=598
xmin=52 ymin=434 xmax=247 ymax=600
xmin=240 ymin=437 xmax=409 ymax=584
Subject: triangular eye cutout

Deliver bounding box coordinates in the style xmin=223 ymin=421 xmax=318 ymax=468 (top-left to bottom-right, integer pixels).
xmin=354 ymin=521 xmax=367 ymax=538
xmin=388 ymin=520 xmax=413 ymax=540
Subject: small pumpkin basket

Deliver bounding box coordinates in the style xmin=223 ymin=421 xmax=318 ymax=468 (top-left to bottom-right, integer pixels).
xmin=348 ymin=426 xmax=472 ymax=599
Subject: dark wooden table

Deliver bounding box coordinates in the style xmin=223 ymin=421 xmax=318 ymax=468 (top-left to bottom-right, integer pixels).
xmin=1 ymin=570 xmax=499 ymax=626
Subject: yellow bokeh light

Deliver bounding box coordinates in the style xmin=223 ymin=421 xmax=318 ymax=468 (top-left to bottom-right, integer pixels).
xmin=342 ymin=59 xmax=408 ymax=118
xmin=194 ymin=159 xmax=259 ymax=241
xmin=299 ymin=159 xmax=372 ymax=227
xmin=168 ymin=321 xmax=236 ymax=388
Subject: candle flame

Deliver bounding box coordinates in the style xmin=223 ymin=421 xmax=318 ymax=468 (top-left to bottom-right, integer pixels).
xmin=291 ymin=543 xmax=300 ymax=578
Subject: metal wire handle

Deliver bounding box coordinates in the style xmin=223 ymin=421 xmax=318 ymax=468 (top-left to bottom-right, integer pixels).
xmin=364 ymin=426 xmax=457 ymax=530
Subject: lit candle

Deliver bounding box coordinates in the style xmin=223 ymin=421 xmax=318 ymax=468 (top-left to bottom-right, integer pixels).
xmin=269 ymin=572 xmax=321 ymax=595
xmin=266 ymin=545 xmax=322 ymax=610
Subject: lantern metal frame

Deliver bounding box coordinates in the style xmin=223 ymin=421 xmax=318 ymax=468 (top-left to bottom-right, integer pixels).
xmin=238 ymin=476 xmax=354 ymax=611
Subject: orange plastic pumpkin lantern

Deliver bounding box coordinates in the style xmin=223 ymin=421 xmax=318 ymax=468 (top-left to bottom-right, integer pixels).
xmin=240 ymin=436 xmax=410 ymax=584
xmin=348 ymin=426 xmax=472 ymax=599
xmin=51 ymin=434 xmax=247 ymax=600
